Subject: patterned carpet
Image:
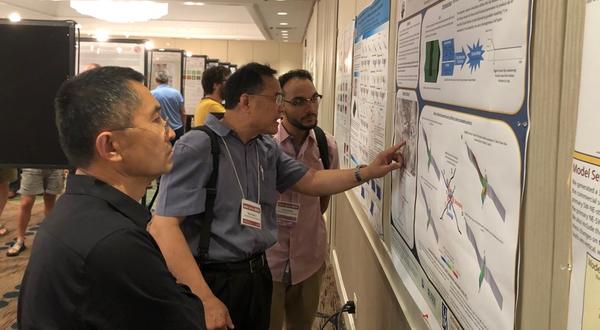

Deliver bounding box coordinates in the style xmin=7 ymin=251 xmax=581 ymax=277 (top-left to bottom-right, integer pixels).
xmin=0 ymin=193 xmax=347 ymax=330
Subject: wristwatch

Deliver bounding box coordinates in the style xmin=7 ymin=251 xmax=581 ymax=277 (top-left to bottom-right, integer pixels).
xmin=354 ymin=165 xmax=367 ymax=183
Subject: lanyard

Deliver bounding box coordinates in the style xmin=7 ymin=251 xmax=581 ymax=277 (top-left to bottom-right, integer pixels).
xmin=220 ymin=136 xmax=260 ymax=202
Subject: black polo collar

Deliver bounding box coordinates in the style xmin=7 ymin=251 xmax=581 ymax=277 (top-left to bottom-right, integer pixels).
xmin=65 ymin=175 xmax=151 ymax=228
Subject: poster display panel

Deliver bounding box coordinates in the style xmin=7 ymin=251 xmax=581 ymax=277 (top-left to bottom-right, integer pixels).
xmin=333 ymin=22 xmax=355 ymax=170
xmin=389 ymin=0 xmax=532 ymax=328
xmin=350 ymin=0 xmax=390 ymax=234
xmin=184 ymin=56 xmax=206 ymax=115
xmin=147 ymin=50 xmax=184 ymax=92
xmin=79 ymin=40 xmax=145 ymax=74
xmin=568 ymin=2 xmax=600 ymax=329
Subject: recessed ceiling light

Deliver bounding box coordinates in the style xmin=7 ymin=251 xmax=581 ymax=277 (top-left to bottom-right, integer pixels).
xmin=183 ymin=1 xmax=204 ymax=5
xmin=283 ymin=40 xmax=289 ymax=42
xmin=281 ymin=30 xmax=288 ymax=33
xmin=277 ymin=12 xmax=287 ymax=16
xmin=279 ymin=22 xmax=288 ymax=26
xmin=8 ymin=12 xmax=21 ymax=22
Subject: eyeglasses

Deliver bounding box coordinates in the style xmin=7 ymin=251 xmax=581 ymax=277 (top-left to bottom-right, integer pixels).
xmin=284 ymin=94 xmax=323 ymax=108
xmin=248 ymin=92 xmax=285 ymax=106
xmin=109 ymin=111 xmax=171 ymax=139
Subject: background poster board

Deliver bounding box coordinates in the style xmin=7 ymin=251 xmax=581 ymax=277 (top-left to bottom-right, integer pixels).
xmin=389 ymin=0 xmax=533 ymax=328
xmin=568 ymin=2 xmax=600 ymax=329
xmin=333 ymin=21 xmax=355 ymax=170
xmin=0 ymin=19 xmax=76 ymax=168
xmin=183 ymin=55 xmax=207 ymax=115
xmin=147 ymin=49 xmax=184 ymax=92
xmin=349 ymin=0 xmax=390 ymax=235
xmin=78 ymin=39 xmax=145 ymax=74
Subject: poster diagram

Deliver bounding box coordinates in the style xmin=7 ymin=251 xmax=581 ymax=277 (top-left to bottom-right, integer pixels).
xmin=391 ymin=89 xmax=418 ymax=247
xmin=418 ymin=0 xmax=530 ymax=114
xmin=333 ymin=22 xmax=355 ymax=169
xmin=350 ymin=0 xmax=390 ymax=234
xmin=568 ymin=2 xmax=600 ymax=329
xmin=183 ymin=56 xmax=206 ymax=115
xmin=413 ymin=106 xmax=521 ymax=329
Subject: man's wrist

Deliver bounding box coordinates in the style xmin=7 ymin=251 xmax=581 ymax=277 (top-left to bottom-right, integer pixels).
xmin=354 ymin=165 xmax=367 ymax=183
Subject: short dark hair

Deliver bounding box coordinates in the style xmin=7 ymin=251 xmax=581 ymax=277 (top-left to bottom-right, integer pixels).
xmin=279 ymin=69 xmax=313 ymax=88
xmin=202 ymin=66 xmax=231 ymax=95
xmin=223 ymin=62 xmax=277 ymax=109
xmin=55 ymin=66 xmax=145 ymax=167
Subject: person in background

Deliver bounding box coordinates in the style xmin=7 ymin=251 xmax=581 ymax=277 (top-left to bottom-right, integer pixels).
xmin=193 ymin=66 xmax=231 ymax=127
xmin=18 ymin=66 xmax=206 ymax=329
xmin=267 ymin=69 xmax=339 ymax=330
xmin=149 ymin=62 xmax=405 ymax=330
xmin=0 ymin=168 xmax=18 ymax=236
xmin=7 ymin=168 xmax=65 ymax=257
xmin=152 ymin=71 xmax=186 ymax=143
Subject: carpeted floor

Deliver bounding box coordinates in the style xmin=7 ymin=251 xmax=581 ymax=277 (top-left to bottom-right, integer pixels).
xmin=0 ymin=192 xmax=346 ymax=329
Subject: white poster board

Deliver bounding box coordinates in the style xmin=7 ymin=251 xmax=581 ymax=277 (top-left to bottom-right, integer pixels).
xmin=183 ymin=56 xmax=206 ymax=115
xmin=389 ymin=0 xmax=533 ymax=328
xmin=350 ymin=0 xmax=390 ymax=235
xmin=333 ymin=22 xmax=355 ymax=170
xmin=79 ymin=40 xmax=145 ymax=74
xmin=147 ymin=50 xmax=184 ymax=92
xmin=568 ymin=2 xmax=600 ymax=329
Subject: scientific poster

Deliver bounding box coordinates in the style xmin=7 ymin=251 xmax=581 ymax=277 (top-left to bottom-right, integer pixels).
xmin=350 ymin=0 xmax=390 ymax=234
xmin=183 ymin=56 xmax=206 ymax=115
xmin=333 ymin=22 xmax=355 ymax=169
xmin=389 ymin=0 xmax=532 ymax=328
xmin=147 ymin=50 xmax=183 ymax=92
xmin=568 ymin=1 xmax=600 ymax=329
xmin=79 ymin=41 xmax=145 ymax=74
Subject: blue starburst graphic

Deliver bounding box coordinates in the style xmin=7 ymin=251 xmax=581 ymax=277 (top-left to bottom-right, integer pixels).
xmin=467 ymin=40 xmax=485 ymax=72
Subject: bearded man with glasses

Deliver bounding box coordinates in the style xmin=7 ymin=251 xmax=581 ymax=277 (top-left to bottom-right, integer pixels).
xmin=150 ymin=62 xmax=406 ymax=330
xmin=266 ymin=69 xmax=337 ymax=330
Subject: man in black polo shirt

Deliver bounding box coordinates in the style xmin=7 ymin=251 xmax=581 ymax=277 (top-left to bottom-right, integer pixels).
xmin=18 ymin=66 xmax=206 ymax=329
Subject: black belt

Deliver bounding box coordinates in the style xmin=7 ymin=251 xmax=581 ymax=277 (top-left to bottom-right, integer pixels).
xmin=198 ymin=252 xmax=268 ymax=274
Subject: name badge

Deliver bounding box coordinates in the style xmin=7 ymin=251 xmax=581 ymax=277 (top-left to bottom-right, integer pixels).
xmin=276 ymin=201 xmax=300 ymax=227
xmin=241 ymin=199 xmax=262 ymax=229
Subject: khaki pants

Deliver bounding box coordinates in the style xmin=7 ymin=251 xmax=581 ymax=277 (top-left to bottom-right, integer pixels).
xmin=269 ymin=263 xmax=325 ymax=330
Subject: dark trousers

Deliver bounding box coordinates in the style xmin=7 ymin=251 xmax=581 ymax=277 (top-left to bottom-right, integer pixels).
xmin=201 ymin=254 xmax=273 ymax=330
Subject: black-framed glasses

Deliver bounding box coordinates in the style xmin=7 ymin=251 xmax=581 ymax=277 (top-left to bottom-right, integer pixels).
xmin=284 ymin=94 xmax=323 ymax=108
xmin=248 ymin=92 xmax=285 ymax=106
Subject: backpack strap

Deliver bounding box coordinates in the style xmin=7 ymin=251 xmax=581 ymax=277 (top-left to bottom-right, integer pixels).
xmin=189 ymin=125 xmax=220 ymax=262
xmin=313 ymin=126 xmax=330 ymax=169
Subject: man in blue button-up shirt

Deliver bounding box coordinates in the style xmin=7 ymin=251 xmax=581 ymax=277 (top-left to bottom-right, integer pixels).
xmin=152 ymin=71 xmax=186 ymax=142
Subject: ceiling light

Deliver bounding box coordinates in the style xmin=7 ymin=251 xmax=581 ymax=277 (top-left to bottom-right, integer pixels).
xmin=70 ymin=1 xmax=168 ymax=23
xmin=281 ymin=30 xmax=288 ymax=33
xmin=279 ymin=22 xmax=288 ymax=26
xmin=8 ymin=12 xmax=21 ymax=22
xmin=283 ymin=40 xmax=289 ymax=42
xmin=283 ymin=36 xmax=288 ymax=39
xmin=144 ymin=41 xmax=155 ymax=50
xmin=183 ymin=1 xmax=204 ymax=5
xmin=277 ymin=12 xmax=288 ymax=16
